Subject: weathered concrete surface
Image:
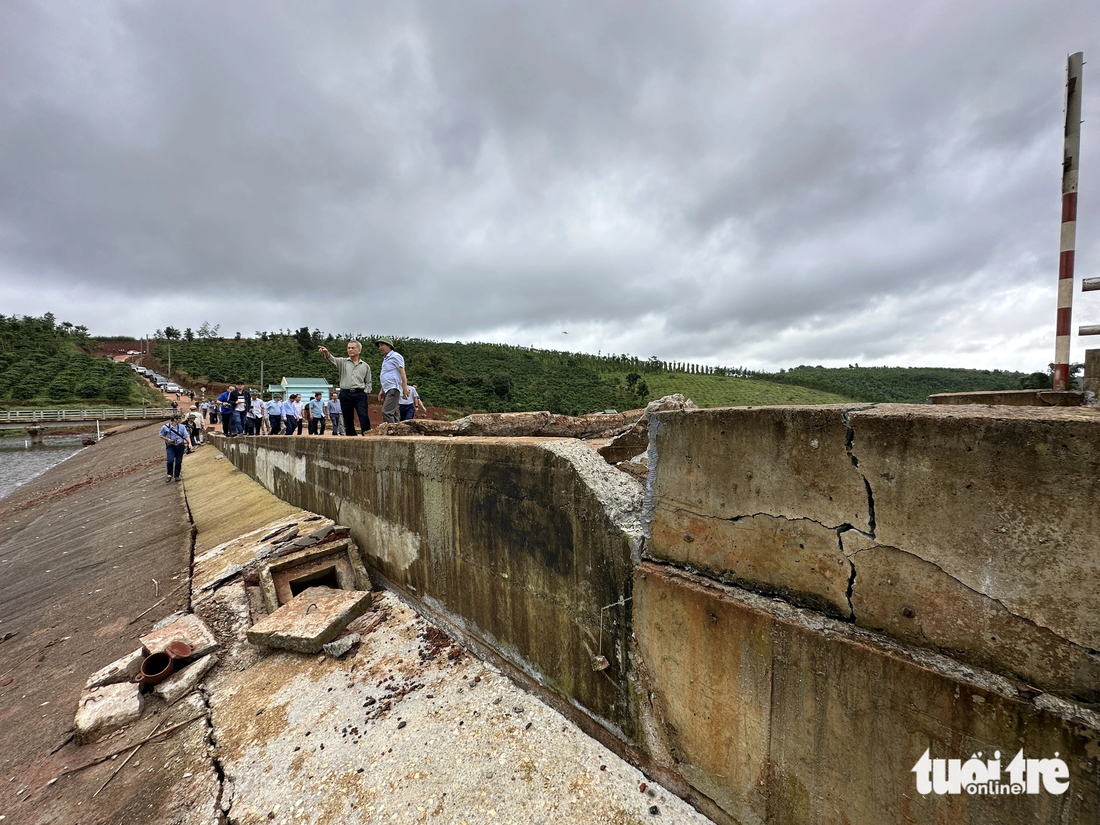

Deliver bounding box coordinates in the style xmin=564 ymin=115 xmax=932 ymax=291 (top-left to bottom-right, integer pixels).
xmin=649 ymin=404 xmax=1100 ymax=696
xmin=377 ymin=408 xmax=646 ymax=439
xmin=634 ymin=562 xmax=1100 ymax=825
xmin=74 ymin=682 xmax=144 ymax=744
xmin=648 ymin=510 xmax=853 ymax=618
xmin=246 ymin=586 xmax=373 ymax=653
xmin=848 ymin=405 xmax=1100 ymax=654
xmin=848 ymin=543 xmax=1100 ymax=701
xmin=647 ymin=405 xmax=872 ymax=535
xmin=928 ymin=389 xmax=1085 ymax=406
xmin=0 ymin=425 xmax=212 ymax=824
xmin=213 ymin=432 xmax=646 ymax=744
xmin=209 ymin=591 xmax=710 ymax=825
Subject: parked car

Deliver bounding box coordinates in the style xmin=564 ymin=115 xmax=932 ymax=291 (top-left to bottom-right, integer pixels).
xmin=165 ymin=382 xmax=182 ymax=393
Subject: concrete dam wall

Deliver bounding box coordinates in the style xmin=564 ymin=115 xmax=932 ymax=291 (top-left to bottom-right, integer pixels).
xmin=213 ymin=403 xmax=1100 ymax=824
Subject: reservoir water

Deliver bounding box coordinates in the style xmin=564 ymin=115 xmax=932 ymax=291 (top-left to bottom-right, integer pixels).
xmin=0 ymin=436 xmax=85 ymax=502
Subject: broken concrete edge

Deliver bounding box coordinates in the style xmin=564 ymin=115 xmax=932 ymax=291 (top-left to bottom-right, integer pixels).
xmin=193 ymin=510 xmax=317 ymax=566
xmin=542 ymin=439 xmax=645 ymax=540
xmin=85 ymin=648 xmax=145 ymax=690
xmin=381 ymin=578 xmax=738 ymax=825
xmin=153 ymin=653 xmax=219 ymax=705
xmin=640 ymin=560 xmax=1100 ymax=729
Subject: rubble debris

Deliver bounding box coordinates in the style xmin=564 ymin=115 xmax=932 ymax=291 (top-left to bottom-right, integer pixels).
xmin=141 ymin=613 xmax=219 ymax=659
xmin=84 ymin=648 xmax=144 ymax=690
xmin=376 ymin=409 xmax=648 ymax=439
xmin=246 ymin=586 xmax=373 ymax=654
xmin=75 ymin=682 xmax=143 ymax=744
xmin=154 ymin=653 xmax=218 ymax=704
xmin=322 ymin=633 xmax=360 ymax=659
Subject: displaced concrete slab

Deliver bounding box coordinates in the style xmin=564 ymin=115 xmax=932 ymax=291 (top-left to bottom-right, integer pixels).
xmin=75 ymin=682 xmax=144 ymax=745
xmin=154 ymin=653 xmax=218 ymax=705
xmin=141 ymin=613 xmax=219 ymax=659
xmin=85 ymin=648 xmax=144 ymax=690
xmin=258 ymin=537 xmax=370 ymax=612
xmin=246 ymin=586 xmax=372 ymax=653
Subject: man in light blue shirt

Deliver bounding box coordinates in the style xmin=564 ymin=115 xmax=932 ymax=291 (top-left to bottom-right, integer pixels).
xmin=282 ymin=394 xmax=299 ymax=436
xmin=375 ymin=338 xmax=407 ymax=424
xmin=307 ymin=392 xmax=327 ymax=435
xmin=265 ymin=394 xmax=283 ymax=435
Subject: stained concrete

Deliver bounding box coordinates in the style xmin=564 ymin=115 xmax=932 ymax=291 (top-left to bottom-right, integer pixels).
xmin=634 ymin=562 xmax=1100 ymax=825
xmin=246 ymin=586 xmax=373 ymax=653
xmin=214 ymin=434 xmax=646 ymax=743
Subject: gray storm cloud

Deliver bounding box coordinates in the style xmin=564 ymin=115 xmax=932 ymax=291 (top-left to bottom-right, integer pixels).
xmin=0 ymin=0 xmax=1097 ymax=370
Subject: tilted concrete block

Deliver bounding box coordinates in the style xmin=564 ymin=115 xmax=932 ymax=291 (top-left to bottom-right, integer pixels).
xmin=246 ymin=586 xmax=372 ymax=654
xmin=153 ymin=653 xmax=218 ymax=705
xmin=85 ymin=648 xmax=144 ymax=690
xmin=141 ymin=613 xmax=219 ymax=659
xmin=75 ymin=682 xmax=143 ymax=745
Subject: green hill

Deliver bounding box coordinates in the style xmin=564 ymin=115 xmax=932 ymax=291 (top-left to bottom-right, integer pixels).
xmin=150 ymin=331 xmax=851 ymax=413
xmin=0 ymin=314 xmax=157 ymax=407
xmin=765 ymin=365 xmax=1031 ymax=404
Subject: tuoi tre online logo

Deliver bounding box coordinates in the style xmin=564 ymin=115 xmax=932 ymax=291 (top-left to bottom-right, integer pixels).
xmin=912 ymin=749 xmax=1069 ymax=795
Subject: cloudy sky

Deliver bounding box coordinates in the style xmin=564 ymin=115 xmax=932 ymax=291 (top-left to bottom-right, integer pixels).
xmin=2 ymin=1 xmax=1098 ymax=371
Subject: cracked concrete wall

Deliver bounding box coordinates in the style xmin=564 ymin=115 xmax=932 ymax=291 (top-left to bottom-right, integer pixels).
xmin=647 ymin=404 xmax=1100 ymax=701
xmin=634 ymin=562 xmax=1100 ymax=825
xmin=214 ymin=434 xmax=646 ymax=744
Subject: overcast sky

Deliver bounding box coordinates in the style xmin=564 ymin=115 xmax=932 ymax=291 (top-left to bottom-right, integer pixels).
xmin=2 ymin=1 xmax=1098 ymax=371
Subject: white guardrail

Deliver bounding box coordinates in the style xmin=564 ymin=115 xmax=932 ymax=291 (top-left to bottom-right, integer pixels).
xmin=0 ymin=408 xmax=176 ymax=422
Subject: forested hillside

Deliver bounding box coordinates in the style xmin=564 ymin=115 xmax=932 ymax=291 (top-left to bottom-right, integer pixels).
xmin=143 ymin=329 xmax=1040 ymax=412
xmin=0 ymin=314 xmax=151 ymax=406
xmin=765 ymin=365 xmax=1032 ymax=403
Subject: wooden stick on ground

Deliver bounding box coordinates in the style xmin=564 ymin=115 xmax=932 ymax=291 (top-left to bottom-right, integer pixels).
xmin=93 ymin=721 xmax=162 ymax=797
xmin=56 ymin=712 xmax=207 ymax=779
xmin=128 ymin=580 xmax=188 ymax=625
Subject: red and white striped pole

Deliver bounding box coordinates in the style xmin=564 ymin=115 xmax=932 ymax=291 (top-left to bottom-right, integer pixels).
xmin=1054 ymin=52 xmax=1083 ymax=390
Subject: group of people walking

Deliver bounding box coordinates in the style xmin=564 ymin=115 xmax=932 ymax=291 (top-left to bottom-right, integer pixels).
xmin=157 ymin=338 xmax=425 ymax=481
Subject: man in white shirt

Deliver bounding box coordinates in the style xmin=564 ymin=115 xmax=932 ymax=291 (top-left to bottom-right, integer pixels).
xmin=375 ymin=338 xmax=407 ymax=424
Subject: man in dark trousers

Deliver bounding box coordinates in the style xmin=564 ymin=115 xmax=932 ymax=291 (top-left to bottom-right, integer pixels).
xmin=318 ymin=341 xmax=372 ymax=436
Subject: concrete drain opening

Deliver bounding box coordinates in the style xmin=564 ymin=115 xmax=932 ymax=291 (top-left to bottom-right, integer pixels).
xmin=288 ymin=566 xmax=340 ymax=597
xmin=259 ymin=538 xmax=371 ymax=613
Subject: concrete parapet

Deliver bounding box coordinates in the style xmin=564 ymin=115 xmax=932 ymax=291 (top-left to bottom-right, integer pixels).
xmin=634 ymin=562 xmax=1100 ymax=825
xmin=648 ymin=404 xmax=1100 ymax=699
xmin=213 ymin=434 xmax=645 ymax=740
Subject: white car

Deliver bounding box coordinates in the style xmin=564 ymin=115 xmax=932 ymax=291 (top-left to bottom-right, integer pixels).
xmin=165 ymin=382 xmax=182 ymax=393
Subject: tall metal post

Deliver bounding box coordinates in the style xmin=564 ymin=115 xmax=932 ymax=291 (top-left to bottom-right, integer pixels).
xmin=1054 ymin=52 xmax=1083 ymax=390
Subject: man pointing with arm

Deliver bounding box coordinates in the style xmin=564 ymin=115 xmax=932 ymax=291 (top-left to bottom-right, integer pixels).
xmin=318 ymin=340 xmax=372 ymax=436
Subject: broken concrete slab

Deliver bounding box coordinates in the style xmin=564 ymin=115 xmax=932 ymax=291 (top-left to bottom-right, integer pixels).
xmin=259 ymin=538 xmax=370 ymax=612
xmin=246 ymin=586 xmax=373 ymax=653
xmin=153 ymin=653 xmax=218 ymax=705
xmin=322 ymin=632 xmax=360 ymax=658
xmin=75 ymin=682 xmax=143 ymax=744
xmin=141 ymin=613 xmax=218 ymax=659
xmin=84 ymin=648 xmax=144 ymax=690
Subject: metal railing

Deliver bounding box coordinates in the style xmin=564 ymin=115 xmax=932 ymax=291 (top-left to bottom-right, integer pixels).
xmin=0 ymin=408 xmax=175 ymax=422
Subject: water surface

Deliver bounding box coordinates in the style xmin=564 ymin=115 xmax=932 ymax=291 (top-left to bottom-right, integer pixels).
xmin=0 ymin=436 xmax=85 ymax=502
